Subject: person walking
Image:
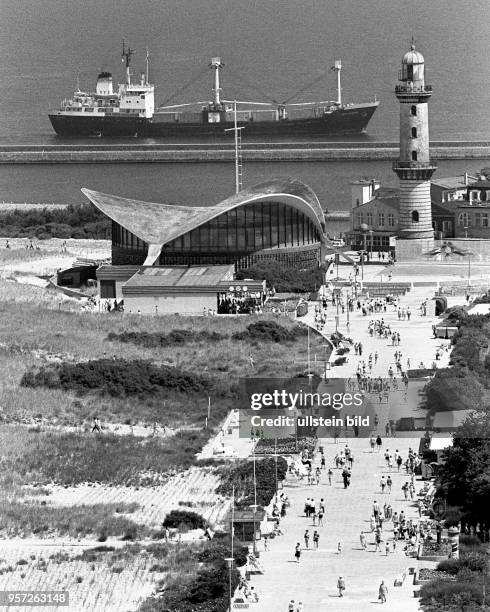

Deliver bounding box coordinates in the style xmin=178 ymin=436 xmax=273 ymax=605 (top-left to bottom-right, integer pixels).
xmin=360 ymin=531 xmax=367 ymax=550
xmin=288 ymin=600 xmax=295 ymax=612
xmin=313 ymin=530 xmax=319 ymax=549
xmin=327 ymin=468 xmax=333 ymax=485
xmin=294 ymin=543 xmax=301 ymax=563
xmin=380 ymin=476 xmax=386 ymax=494
xmin=304 ymin=530 xmax=310 ymax=549
xmin=318 ymin=508 xmax=324 ymax=526
xmin=337 ymin=576 xmax=345 ymax=597
xmin=402 ymin=482 xmax=409 ymax=500
xmin=91 ymin=416 xmax=102 ymax=433
xmin=378 ymin=580 xmax=388 ymax=604
xmin=296 ymin=603 xmax=303 ymax=612
xmin=387 ymin=475 xmax=393 ymax=493
xmin=376 ymin=435 xmax=382 ymax=451
xmin=385 ymin=540 xmax=390 ymax=556
xmin=337 ymin=541 xmax=342 ymax=554
xmin=374 ymin=531 xmax=382 ymax=552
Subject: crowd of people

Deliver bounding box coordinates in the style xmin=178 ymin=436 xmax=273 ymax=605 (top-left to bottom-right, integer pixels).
xmin=240 ymin=436 xmax=441 ymax=610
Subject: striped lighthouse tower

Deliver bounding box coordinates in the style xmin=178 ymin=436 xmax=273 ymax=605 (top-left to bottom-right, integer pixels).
xmin=393 ymin=43 xmax=437 ymax=254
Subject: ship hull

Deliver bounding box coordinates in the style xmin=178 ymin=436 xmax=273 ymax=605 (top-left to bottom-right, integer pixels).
xmin=48 ymin=113 xmax=147 ymax=138
xmin=49 ymin=102 xmax=379 ymax=138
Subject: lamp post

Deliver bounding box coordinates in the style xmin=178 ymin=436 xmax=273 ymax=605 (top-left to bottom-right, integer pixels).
xmin=225 ymin=485 xmax=235 ymax=612
xmin=250 ymin=442 xmax=258 ymax=557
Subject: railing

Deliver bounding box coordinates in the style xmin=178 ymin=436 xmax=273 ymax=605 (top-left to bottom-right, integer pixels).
xmin=395 ymin=84 xmax=432 ymax=93
xmin=392 ymin=161 xmax=437 ymax=169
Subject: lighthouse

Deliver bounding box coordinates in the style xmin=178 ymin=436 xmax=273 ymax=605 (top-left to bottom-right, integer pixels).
xmin=393 ymin=43 xmax=437 ymax=252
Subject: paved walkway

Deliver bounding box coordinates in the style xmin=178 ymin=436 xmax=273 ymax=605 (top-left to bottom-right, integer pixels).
xmin=244 ymin=266 xmax=467 ymax=610
xmin=249 ymin=437 xmax=425 ymax=611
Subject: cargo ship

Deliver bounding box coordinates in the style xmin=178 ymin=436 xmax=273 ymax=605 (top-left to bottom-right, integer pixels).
xmin=48 ymin=45 xmax=380 ymax=139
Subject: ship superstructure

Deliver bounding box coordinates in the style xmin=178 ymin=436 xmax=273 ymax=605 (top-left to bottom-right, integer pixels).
xmin=49 ymin=43 xmax=155 ymax=137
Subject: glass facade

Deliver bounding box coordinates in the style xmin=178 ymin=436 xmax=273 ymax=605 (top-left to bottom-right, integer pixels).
xmin=160 ymin=201 xmax=319 ymax=258
xmin=111 ymin=201 xmax=322 ymax=268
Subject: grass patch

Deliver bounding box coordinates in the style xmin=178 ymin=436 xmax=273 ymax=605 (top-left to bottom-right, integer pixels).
xmin=0 ymin=500 xmax=142 ymax=539
xmin=0 ymin=425 xmax=209 ymax=486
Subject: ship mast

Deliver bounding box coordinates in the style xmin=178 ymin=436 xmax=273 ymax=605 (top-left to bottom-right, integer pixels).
xmin=210 ymin=57 xmax=223 ymax=107
xmin=121 ymin=41 xmax=134 ymax=86
xmin=333 ymin=59 xmax=342 ymax=105
xmin=146 ymin=47 xmax=150 ymax=85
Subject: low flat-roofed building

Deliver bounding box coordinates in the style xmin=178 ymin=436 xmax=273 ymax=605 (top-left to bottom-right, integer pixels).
xmin=110 ymin=264 xmax=266 ymax=315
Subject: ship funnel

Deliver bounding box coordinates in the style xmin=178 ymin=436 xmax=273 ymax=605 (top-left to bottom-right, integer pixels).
xmin=96 ymin=72 xmax=113 ymax=95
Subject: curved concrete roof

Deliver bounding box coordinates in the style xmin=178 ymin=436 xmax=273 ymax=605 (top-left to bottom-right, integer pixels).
xmin=81 ymin=177 xmax=325 ymax=246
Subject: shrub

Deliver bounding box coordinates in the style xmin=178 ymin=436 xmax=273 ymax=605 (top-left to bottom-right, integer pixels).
xmin=420 ymin=578 xmax=483 ymax=607
xmin=232 ymin=320 xmax=307 ymax=343
xmin=162 ymin=510 xmax=206 ymax=530
xmin=107 ymin=329 xmax=227 ymax=347
xmin=21 ymin=358 xmax=213 ymax=398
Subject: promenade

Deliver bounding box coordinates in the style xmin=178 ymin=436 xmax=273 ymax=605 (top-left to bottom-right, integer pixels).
xmin=243 ymin=264 xmax=468 ymax=611
xmin=250 ymin=436 xmax=424 ymax=611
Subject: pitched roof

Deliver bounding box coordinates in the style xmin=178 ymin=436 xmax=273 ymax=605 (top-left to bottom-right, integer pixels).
xmin=82 ymin=177 xmax=325 ymax=246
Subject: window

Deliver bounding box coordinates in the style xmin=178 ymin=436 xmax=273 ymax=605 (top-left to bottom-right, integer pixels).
xmin=366 ymin=213 xmax=373 ymax=227
xmin=356 ymin=213 xmax=363 ymax=227
xmin=411 ymin=127 xmax=417 ymax=138
xmin=458 ymin=212 xmax=469 ymax=227
xmin=412 ymin=151 xmax=418 ymax=161
xmin=388 ymin=213 xmax=395 ymax=227
xmin=411 ymin=105 xmax=417 ymax=116
xmin=412 ymin=211 xmax=419 ymax=222
xmin=378 ymin=213 xmax=385 ymax=227
xmin=475 ymin=213 xmax=489 ymax=227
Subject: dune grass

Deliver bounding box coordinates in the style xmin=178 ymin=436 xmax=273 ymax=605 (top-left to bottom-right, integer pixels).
xmin=0 ymin=500 xmax=141 ymax=539
xmin=0 ymin=301 xmax=327 ymax=428
xmin=0 ymin=425 xmax=209 ymax=487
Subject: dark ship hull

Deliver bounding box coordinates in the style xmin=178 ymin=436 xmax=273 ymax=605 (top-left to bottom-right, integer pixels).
xmin=48 ymin=102 xmax=379 ymax=139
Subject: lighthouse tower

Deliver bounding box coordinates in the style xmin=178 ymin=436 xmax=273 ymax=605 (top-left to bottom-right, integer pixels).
xmin=393 ymin=43 xmax=437 ymax=252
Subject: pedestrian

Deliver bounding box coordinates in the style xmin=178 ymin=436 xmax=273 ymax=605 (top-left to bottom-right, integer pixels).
xmin=321 ymin=454 xmax=326 ymax=469
xmin=385 ymin=540 xmax=390 ymax=556
xmin=402 ymin=482 xmax=409 ymax=500
xmin=360 ymin=531 xmax=367 ymax=550
xmin=380 ymin=476 xmax=386 ymax=494
xmin=263 ymin=536 xmax=268 ymax=551
xmin=318 ymin=508 xmax=324 ymax=526
xmin=387 ymin=475 xmax=392 ymax=493
xmin=337 ymin=576 xmax=345 ymax=597
xmin=294 ymin=543 xmax=301 ymax=563
xmin=304 ymin=530 xmax=310 ymax=549
xmin=288 ymin=601 xmax=295 ymax=612
xmin=296 ymin=603 xmax=303 ymax=612
xmin=327 ymin=468 xmax=333 ymax=485
xmin=376 ymin=435 xmax=382 ymax=451
xmin=91 ymin=416 xmax=102 ymax=433
xmin=313 ymin=530 xmax=319 ymax=549
xmin=396 ymin=455 xmax=403 ymax=472
xmin=337 ymin=541 xmax=342 ymax=554
xmin=374 ymin=531 xmax=382 ymax=552
xmin=378 ymin=580 xmax=388 ymax=604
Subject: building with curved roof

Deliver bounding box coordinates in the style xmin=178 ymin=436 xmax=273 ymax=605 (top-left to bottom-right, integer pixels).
xmin=82 ymin=176 xmax=326 ymax=270
xmin=82 ymin=177 xmax=326 ymax=305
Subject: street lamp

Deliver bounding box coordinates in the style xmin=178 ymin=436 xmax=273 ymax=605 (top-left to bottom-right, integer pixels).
xmin=250 ymin=442 xmax=259 ymax=557
xmin=225 ymin=484 xmax=236 ymax=612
